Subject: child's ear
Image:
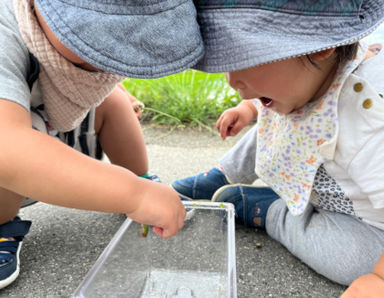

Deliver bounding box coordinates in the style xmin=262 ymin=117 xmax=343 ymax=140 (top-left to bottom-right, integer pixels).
xmin=310 ymin=48 xmax=336 ymax=62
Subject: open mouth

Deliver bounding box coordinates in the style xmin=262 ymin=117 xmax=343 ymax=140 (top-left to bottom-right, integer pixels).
xmin=259 ymin=97 xmax=273 ymax=108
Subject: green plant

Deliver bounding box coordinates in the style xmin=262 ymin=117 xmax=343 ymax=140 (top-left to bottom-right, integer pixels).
xmin=122 ymin=70 xmax=241 ymax=128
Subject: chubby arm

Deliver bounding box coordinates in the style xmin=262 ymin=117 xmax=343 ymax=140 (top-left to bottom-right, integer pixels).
xmin=216 ymin=100 xmax=257 ymax=140
xmin=341 ymin=251 xmax=384 ymax=297
xmin=0 ymin=99 xmax=185 ymax=237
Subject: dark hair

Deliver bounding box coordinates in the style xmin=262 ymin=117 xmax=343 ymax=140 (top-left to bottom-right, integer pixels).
xmin=334 ymin=42 xmax=359 ymax=64
xmin=306 ymin=42 xmax=359 ymax=68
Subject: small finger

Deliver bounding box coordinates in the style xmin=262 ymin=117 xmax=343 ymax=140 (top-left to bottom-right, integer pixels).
xmin=153 ymin=226 xmax=164 ymax=237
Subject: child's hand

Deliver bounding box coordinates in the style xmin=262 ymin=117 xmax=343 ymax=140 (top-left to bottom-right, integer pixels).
xmin=340 ymin=273 xmax=384 ymax=298
xmin=116 ymin=83 xmax=145 ymax=120
xmin=125 ymin=179 xmax=186 ymax=238
xmin=341 ymin=251 xmax=384 ymax=298
xmin=216 ymin=107 xmax=245 ymax=140
xmin=216 ymin=101 xmax=257 ymax=140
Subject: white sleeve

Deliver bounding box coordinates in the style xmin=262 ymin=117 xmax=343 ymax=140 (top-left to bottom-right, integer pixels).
xmin=348 ymin=130 xmax=384 ymax=209
xmin=336 ymin=71 xmax=384 ymax=209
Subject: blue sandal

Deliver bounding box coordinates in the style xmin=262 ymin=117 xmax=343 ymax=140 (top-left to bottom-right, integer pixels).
xmin=0 ymin=217 xmax=31 ymax=289
xmin=172 ymin=168 xmax=229 ymax=200
xmin=212 ymin=185 xmax=279 ymax=228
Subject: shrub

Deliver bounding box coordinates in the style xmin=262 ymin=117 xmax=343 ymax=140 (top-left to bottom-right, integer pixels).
xmin=122 ymin=70 xmax=241 ymax=128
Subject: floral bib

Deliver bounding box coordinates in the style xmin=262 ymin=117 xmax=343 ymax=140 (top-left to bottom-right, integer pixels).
xmin=255 ymin=45 xmax=367 ymax=215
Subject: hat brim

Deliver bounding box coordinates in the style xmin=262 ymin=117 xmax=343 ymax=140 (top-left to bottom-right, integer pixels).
xmin=193 ymin=0 xmax=384 ymax=73
xmin=35 ymin=0 xmax=204 ymax=78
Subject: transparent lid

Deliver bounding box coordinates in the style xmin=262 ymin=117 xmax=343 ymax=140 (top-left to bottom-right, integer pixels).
xmin=72 ymin=201 xmax=237 ymax=298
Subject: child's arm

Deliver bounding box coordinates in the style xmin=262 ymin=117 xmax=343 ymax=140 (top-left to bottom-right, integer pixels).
xmin=0 ymin=99 xmax=185 ymax=238
xmin=341 ymin=251 xmax=384 ymax=298
xmin=216 ymin=100 xmax=257 ymax=140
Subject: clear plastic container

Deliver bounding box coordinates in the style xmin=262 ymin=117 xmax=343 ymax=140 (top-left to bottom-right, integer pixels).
xmin=72 ymin=201 xmax=237 ymax=298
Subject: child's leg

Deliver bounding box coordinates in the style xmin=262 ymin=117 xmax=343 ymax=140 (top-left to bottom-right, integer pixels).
xmin=219 ymin=124 xmax=258 ymax=184
xmin=266 ymin=199 xmax=384 ymax=286
xmin=95 ymin=86 xmax=148 ymax=176
xmin=0 ymin=188 xmax=24 ymax=224
xmin=0 ymin=188 xmax=31 ymax=289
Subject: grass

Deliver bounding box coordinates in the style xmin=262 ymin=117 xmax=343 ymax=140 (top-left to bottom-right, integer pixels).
xmin=122 ymin=70 xmax=241 ymax=129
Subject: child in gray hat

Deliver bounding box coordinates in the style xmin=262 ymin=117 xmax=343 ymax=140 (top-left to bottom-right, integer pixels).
xmin=0 ymin=0 xmax=204 ymax=289
xmin=173 ymin=0 xmax=384 ymax=295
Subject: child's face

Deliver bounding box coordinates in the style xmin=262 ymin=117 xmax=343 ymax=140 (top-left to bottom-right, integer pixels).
xmin=226 ymin=54 xmax=336 ymax=114
xmin=34 ymin=1 xmax=98 ymax=72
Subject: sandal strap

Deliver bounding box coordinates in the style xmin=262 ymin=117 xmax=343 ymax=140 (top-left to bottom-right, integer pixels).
xmin=0 ymin=253 xmax=14 ymax=262
xmin=0 ymin=241 xmax=19 ymax=254
xmin=0 ymin=218 xmax=31 ymax=238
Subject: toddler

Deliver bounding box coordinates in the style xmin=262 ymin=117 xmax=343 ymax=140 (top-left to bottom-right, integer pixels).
xmin=173 ymin=0 xmax=384 ymax=295
xmin=0 ymin=0 xmax=204 ymax=289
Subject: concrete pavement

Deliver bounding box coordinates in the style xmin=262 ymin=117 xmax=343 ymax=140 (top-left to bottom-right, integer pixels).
xmin=0 ymin=124 xmax=346 ymax=297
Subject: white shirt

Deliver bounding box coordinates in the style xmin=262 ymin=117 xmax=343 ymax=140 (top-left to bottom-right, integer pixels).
xmin=323 ymin=48 xmax=384 ymax=229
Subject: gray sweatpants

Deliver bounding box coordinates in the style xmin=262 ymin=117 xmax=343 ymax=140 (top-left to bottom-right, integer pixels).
xmin=219 ymin=125 xmax=384 ymax=286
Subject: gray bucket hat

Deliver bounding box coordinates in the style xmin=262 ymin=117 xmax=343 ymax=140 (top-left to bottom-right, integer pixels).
xmin=35 ymin=0 xmax=204 ymax=78
xmin=193 ymin=0 xmax=384 ymax=73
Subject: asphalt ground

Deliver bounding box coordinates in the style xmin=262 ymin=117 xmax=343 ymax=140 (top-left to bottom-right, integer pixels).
xmin=0 ymin=124 xmax=346 ymax=297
